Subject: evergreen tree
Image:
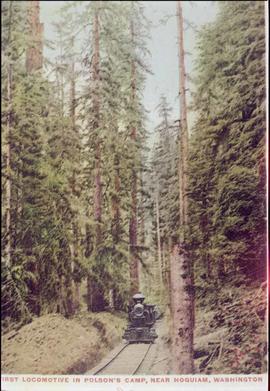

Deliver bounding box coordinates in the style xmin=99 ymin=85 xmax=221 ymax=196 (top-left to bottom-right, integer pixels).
xmin=189 ymin=0 xmax=266 ymax=286
xmin=149 ymin=96 xmax=179 ymax=306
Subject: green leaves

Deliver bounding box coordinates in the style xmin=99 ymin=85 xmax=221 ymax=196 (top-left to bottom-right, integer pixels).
xmin=189 ymin=1 xmax=266 ymax=282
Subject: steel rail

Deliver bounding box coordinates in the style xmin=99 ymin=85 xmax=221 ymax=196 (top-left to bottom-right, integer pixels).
xmin=93 ymin=343 xmax=129 ymax=375
xmin=132 ymin=343 xmax=153 ymax=375
xmin=93 ymin=342 xmax=153 ymax=375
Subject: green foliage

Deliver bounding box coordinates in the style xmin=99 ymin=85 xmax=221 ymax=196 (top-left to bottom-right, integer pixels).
xmin=146 ymin=95 xmax=179 ymax=304
xmin=2 ymin=0 xmax=266 ymax=328
xmin=71 ymin=0 xmax=150 ymax=308
xmin=1 ymin=259 xmax=32 ymax=330
xmin=189 ymin=1 xmax=266 ymax=284
xmin=151 ymin=95 xmax=180 ymax=241
xmin=2 ymin=0 xmax=151 ymax=320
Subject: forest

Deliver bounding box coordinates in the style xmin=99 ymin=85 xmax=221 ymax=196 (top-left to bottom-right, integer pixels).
xmin=1 ymin=0 xmax=267 ymax=375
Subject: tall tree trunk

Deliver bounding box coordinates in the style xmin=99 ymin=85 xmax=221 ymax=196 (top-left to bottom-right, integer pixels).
xmin=170 ymin=244 xmax=193 ymax=373
xmin=109 ymin=152 xmax=121 ymax=311
xmin=55 ymin=28 xmax=64 ymax=120
xmin=108 ymin=289 xmax=114 ymax=311
xmin=161 ymin=240 xmax=165 ymax=282
xmin=87 ymin=276 xmax=92 ymax=312
xmin=170 ymin=1 xmax=194 ymax=374
xmin=85 ymin=217 xmax=92 ymax=312
xmin=5 ymin=1 xmax=14 ymax=267
xmin=70 ymin=51 xmax=76 ymax=133
xmin=156 ymin=191 xmax=163 ymax=296
xmin=58 ymin=275 xmax=65 ymax=315
xmin=112 ymin=153 xmax=121 ymax=244
xmin=87 ymin=3 xmax=105 ymax=311
xmin=129 ymin=12 xmax=139 ymax=297
xmin=139 ymin=171 xmax=146 ymax=248
xmin=75 ymin=283 xmax=80 ymax=310
xmin=68 ymin=51 xmax=78 ymax=314
xmin=23 ymin=0 xmax=43 ymax=316
xmin=164 ymin=239 xmax=171 ymax=308
xmin=72 ymin=222 xmax=81 ymax=311
xmin=138 ymin=170 xmax=145 ymax=289
xmin=177 ymin=1 xmax=189 ymax=228
xmin=93 ymin=5 xmax=102 ymax=247
xmin=5 ymin=64 xmax=12 ymax=267
xmin=129 ymin=162 xmax=139 ymax=296
xmin=26 ymin=1 xmax=43 ymax=73
xmin=60 ymin=29 xmax=64 ymax=117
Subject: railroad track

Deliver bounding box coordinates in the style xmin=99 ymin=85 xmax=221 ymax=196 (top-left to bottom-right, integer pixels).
xmin=90 ymin=343 xmax=153 ymax=375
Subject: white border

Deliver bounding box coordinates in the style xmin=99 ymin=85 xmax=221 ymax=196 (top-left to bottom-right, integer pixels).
xmin=1 ymin=2 xmax=268 ymax=391
xmin=1 ymin=374 xmax=268 ymax=391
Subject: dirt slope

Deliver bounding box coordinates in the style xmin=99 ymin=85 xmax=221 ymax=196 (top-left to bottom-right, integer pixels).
xmin=2 ymin=281 xmax=267 ymax=375
xmin=2 ymin=312 xmax=125 ymax=374
xmin=194 ymin=280 xmax=267 ymax=374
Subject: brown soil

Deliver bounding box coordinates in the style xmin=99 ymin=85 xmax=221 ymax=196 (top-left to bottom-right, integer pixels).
xmin=88 ymin=316 xmax=172 ymax=375
xmin=2 ymin=281 xmax=266 ymax=375
xmin=137 ymin=317 xmax=171 ymax=374
xmin=194 ymin=280 xmax=267 ymax=374
xmin=1 ymin=311 xmax=125 ymax=374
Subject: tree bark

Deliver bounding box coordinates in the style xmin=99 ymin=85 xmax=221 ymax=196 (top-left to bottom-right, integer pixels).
xmin=69 ymin=47 xmax=79 ymax=313
xmin=177 ymin=0 xmax=189 ymax=229
xmin=109 ymin=289 xmax=115 ymax=311
xmin=26 ymin=1 xmax=43 ymax=73
xmin=70 ymin=54 xmax=76 ymax=130
xmin=87 ymin=277 xmax=92 ymax=312
xmin=156 ymin=191 xmax=163 ymax=293
xmin=75 ymin=282 xmax=80 ymax=309
xmin=161 ymin=240 xmax=164 ymax=282
xmin=129 ymin=168 xmax=139 ymax=296
xmin=112 ymin=153 xmax=121 ymax=244
xmin=170 ymin=244 xmax=194 ymax=373
xmin=59 ymin=29 xmax=64 ymax=117
xmin=93 ymin=5 xmax=102 ymax=247
xmin=20 ymin=0 xmax=44 ymax=316
xmin=169 ymin=1 xmax=194 ymax=374
xmin=88 ymin=3 xmax=105 ymax=311
xmin=138 ymin=170 xmax=146 ymax=289
xmin=110 ymin=152 xmax=121 ymax=311
xmin=85 ymin=223 xmax=92 ymax=258
xmin=164 ymin=240 xmax=171 ymax=308
xmin=129 ymin=11 xmax=139 ymax=297
xmin=139 ymin=171 xmax=146 ymax=248
xmin=6 ymin=64 xmax=12 ymax=267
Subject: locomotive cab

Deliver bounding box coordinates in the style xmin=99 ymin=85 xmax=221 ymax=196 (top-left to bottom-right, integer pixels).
xmin=132 ymin=292 xmax=145 ymax=304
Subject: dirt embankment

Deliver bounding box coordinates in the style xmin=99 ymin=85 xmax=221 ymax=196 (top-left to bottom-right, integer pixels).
xmin=194 ymin=280 xmax=267 ymax=374
xmin=1 ymin=311 xmax=126 ymax=374
xmin=2 ymin=282 xmax=267 ymax=375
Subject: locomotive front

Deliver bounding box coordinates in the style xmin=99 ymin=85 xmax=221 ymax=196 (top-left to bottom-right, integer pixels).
xmin=123 ymin=293 xmax=158 ymax=343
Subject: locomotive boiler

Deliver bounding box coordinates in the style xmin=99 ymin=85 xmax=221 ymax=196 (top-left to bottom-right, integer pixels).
xmin=123 ymin=293 xmax=158 ymax=343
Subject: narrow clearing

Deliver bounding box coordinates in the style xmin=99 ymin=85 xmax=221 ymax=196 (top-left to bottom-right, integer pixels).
xmin=87 ymin=318 xmax=171 ymax=375
xmin=87 ymin=280 xmax=267 ymax=376
xmin=2 ymin=280 xmax=267 ymax=375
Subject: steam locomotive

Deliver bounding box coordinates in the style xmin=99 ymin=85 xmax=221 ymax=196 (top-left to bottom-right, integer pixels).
xmin=123 ymin=293 xmax=158 ymax=343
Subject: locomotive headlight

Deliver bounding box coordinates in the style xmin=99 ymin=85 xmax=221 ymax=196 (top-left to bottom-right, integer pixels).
xmin=133 ymin=303 xmax=144 ymax=317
